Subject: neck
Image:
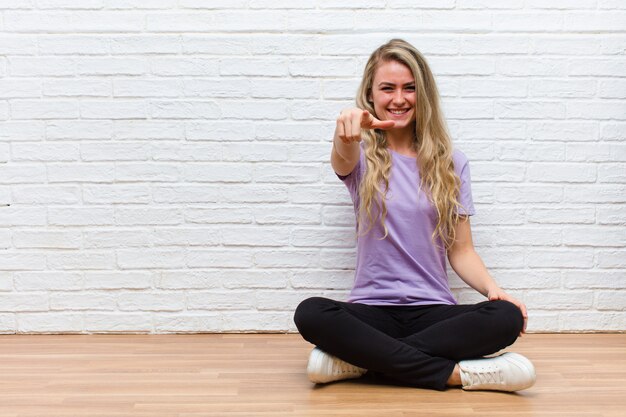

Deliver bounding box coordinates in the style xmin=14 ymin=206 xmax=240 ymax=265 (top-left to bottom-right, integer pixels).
xmin=385 ymin=127 xmax=416 ymax=153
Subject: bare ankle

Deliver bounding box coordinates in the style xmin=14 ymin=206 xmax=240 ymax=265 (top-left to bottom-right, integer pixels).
xmin=446 ymin=364 xmax=462 ymax=387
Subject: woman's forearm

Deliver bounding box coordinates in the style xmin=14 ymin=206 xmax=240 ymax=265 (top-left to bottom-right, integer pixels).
xmin=448 ymin=248 xmax=500 ymax=297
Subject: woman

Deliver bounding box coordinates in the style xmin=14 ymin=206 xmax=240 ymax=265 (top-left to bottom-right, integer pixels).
xmin=293 ymin=39 xmax=536 ymax=392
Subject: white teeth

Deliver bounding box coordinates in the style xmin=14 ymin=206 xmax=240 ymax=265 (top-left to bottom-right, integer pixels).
xmin=389 ymin=109 xmax=408 ymax=114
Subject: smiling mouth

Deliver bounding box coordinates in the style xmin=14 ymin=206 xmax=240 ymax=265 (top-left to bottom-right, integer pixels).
xmin=388 ymin=108 xmax=410 ymax=115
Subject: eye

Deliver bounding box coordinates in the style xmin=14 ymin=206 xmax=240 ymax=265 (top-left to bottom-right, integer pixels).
xmin=405 ymin=86 xmax=415 ymax=91
xmin=381 ymin=87 xmax=393 ymax=91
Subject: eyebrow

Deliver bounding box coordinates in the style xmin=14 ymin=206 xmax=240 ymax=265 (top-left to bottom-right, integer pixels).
xmin=378 ymin=82 xmax=415 ymax=87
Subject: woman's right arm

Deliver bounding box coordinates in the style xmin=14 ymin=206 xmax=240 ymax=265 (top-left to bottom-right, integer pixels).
xmin=331 ymin=108 xmax=394 ymax=176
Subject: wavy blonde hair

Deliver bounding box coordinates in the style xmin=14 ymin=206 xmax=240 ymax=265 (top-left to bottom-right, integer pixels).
xmin=355 ymin=39 xmax=465 ymax=250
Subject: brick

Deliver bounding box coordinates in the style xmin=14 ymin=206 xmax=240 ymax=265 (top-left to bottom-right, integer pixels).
xmin=11 ymin=100 xmax=79 ymax=119
xmin=81 ymin=142 xmax=151 ymax=161
xmin=221 ymin=226 xmax=290 ymax=247
xmin=498 ymin=58 xmax=568 ymax=77
xmin=115 ymin=208 xmax=183 ymax=226
xmin=158 ymin=270 xmax=222 ymax=290
xmin=150 ymin=100 xmax=220 ymax=119
xmin=117 ymin=249 xmax=186 ymax=269
xmin=80 ymin=100 xmax=147 ymax=119
xmin=559 ymin=311 xmax=626 ymax=332
xmin=460 ymin=78 xmax=526 ymax=97
xmin=182 ymin=163 xmax=252 ymax=182
xmin=596 ymin=291 xmax=626 ymax=310
xmin=0 ymin=121 xmax=44 ymax=141
xmin=77 ymin=57 xmax=146 ymax=76
xmin=253 ymin=249 xmax=319 ymax=268
xmin=154 ymin=227 xmax=220 ymax=246
xmin=186 ymin=250 xmax=253 ymax=268
xmin=14 ymin=272 xmax=82 ymax=291
xmin=151 ymin=57 xmax=218 ymax=77
xmin=12 ymin=143 xmax=79 ymax=161
xmin=564 ymin=270 xmax=626 ymax=289
xmin=597 ymin=204 xmax=626 ymax=224
xmin=529 ymin=79 xmax=595 ymax=98
xmin=47 ymin=121 xmax=112 ymax=140
xmin=185 ymin=207 xmax=253 ymax=224
xmin=457 ymin=0 xmax=522 ymax=9
xmin=84 ymin=313 xmax=152 ymax=332
xmin=493 ymin=12 xmax=564 ymax=31
xmin=563 ymin=226 xmax=626 ymax=247
xmin=43 ymin=79 xmax=111 ymax=97
xmin=12 ymin=186 xmax=80 ymax=204
xmin=496 ymin=142 xmax=565 ymax=162
xmin=83 ymin=184 xmax=150 ymax=204
xmin=38 ymin=35 xmax=109 ymax=54
xmin=0 ymin=207 xmax=46 ymax=226
xmin=115 ymin=163 xmax=180 ymax=182
xmin=0 ymin=80 xmax=41 ymax=98
xmin=84 ymin=271 xmax=153 ymax=290
xmin=183 ymin=79 xmax=250 ymax=98
xmin=564 ymin=185 xmax=626 ymax=203
xmin=6 ymin=12 xmax=144 ymax=33
xmin=221 ymin=58 xmax=288 ymax=77
xmin=568 ymin=58 xmax=626 ymax=77
xmin=152 ymin=185 xmax=220 ymax=204
xmin=598 ymin=79 xmax=626 ymax=99
xmin=117 ymin=292 xmax=185 ymax=311
xmin=253 ymin=163 xmax=320 ymax=183
xmin=496 ymin=100 xmax=566 ymax=119
xmin=596 ymin=250 xmax=626 ymax=268
xmin=527 ymin=162 xmax=596 ymax=183
xmin=47 ymin=251 xmax=116 ymax=270
xmin=528 ymin=121 xmax=597 ymax=141
xmin=48 ymin=207 xmax=114 ymax=226
xmin=18 ymin=313 xmax=83 ymax=333
xmin=110 ymin=35 xmax=181 ymax=54
xmin=527 ymin=206 xmax=595 ymax=224
xmin=531 ymin=36 xmax=600 ymax=55
xmin=527 ymin=249 xmax=594 ymax=268
xmin=253 ymin=205 xmax=321 ymax=225
xmin=113 ymin=79 xmax=182 ymax=97
xmin=472 ymin=162 xmax=525 ymax=182
xmin=50 ymin=292 xmax=117 ymax=311
xmin=186 ymin=121 xmax=255 ymax=141
xmin=565 ymin=11 xmax=626 ymax=31
xmin=9 ymin=57 xmax=74 ymax=76
xmin=48 ymin=163 xmax=115 ymax=183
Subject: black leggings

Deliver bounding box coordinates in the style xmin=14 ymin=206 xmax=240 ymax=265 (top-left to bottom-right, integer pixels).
xmin=294 ymin=297 xmax=524 ymax=391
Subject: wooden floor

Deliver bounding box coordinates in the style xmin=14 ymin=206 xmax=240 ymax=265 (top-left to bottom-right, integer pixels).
xmin=0 ymin=334 xmax=624 ymax=417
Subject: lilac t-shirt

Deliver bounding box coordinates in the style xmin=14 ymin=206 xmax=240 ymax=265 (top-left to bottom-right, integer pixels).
xmin=337 ymin=146 xmax=475 ymax=306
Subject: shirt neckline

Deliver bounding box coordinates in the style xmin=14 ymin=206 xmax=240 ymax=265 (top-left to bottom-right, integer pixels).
xmin=388 ymin=148 xmax=417 ymax=160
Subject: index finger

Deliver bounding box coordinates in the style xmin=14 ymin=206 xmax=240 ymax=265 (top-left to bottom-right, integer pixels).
xmin=362 ymin=110 xmax=395 ymax=130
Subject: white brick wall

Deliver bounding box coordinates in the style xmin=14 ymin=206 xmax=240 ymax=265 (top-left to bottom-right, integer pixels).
xmin=0 ymin=1 xmax=624 ymax=333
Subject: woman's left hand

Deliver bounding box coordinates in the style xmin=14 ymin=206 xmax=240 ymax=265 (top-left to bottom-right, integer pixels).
xmin=487 ymin=287 xmax=528 ymax=337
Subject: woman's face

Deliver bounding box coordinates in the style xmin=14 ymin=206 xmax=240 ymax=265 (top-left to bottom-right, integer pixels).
xmin=368 ymin=60 xmax=416 ymax=130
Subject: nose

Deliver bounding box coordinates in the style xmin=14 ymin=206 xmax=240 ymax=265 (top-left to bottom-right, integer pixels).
xmin=393 ymin=89 xmax=406 ymax=104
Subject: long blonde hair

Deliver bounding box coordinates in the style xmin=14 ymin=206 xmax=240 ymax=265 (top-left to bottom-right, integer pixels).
xmin=355 ymin=39 xmax=464 ymax=250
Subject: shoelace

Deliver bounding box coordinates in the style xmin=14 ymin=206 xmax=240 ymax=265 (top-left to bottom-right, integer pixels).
xmin=466 ymin=367 xmax=503 ymax=386
xmin=331 ymin=359 xmax=362 ymax=376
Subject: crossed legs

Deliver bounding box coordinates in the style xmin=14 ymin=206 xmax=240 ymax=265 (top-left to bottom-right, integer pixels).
xmin=294 ymin=297 xmax=524 ymax=391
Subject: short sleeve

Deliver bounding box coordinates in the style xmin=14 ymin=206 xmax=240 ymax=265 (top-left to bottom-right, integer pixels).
xmin=454 ymin=150 xmax=476 ymax=216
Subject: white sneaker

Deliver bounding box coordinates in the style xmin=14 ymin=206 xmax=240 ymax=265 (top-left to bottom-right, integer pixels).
xmin=307 ymin=347 xmax=367 ymax=384
xmin=459 ymin=352 xmax=536 ymax=392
